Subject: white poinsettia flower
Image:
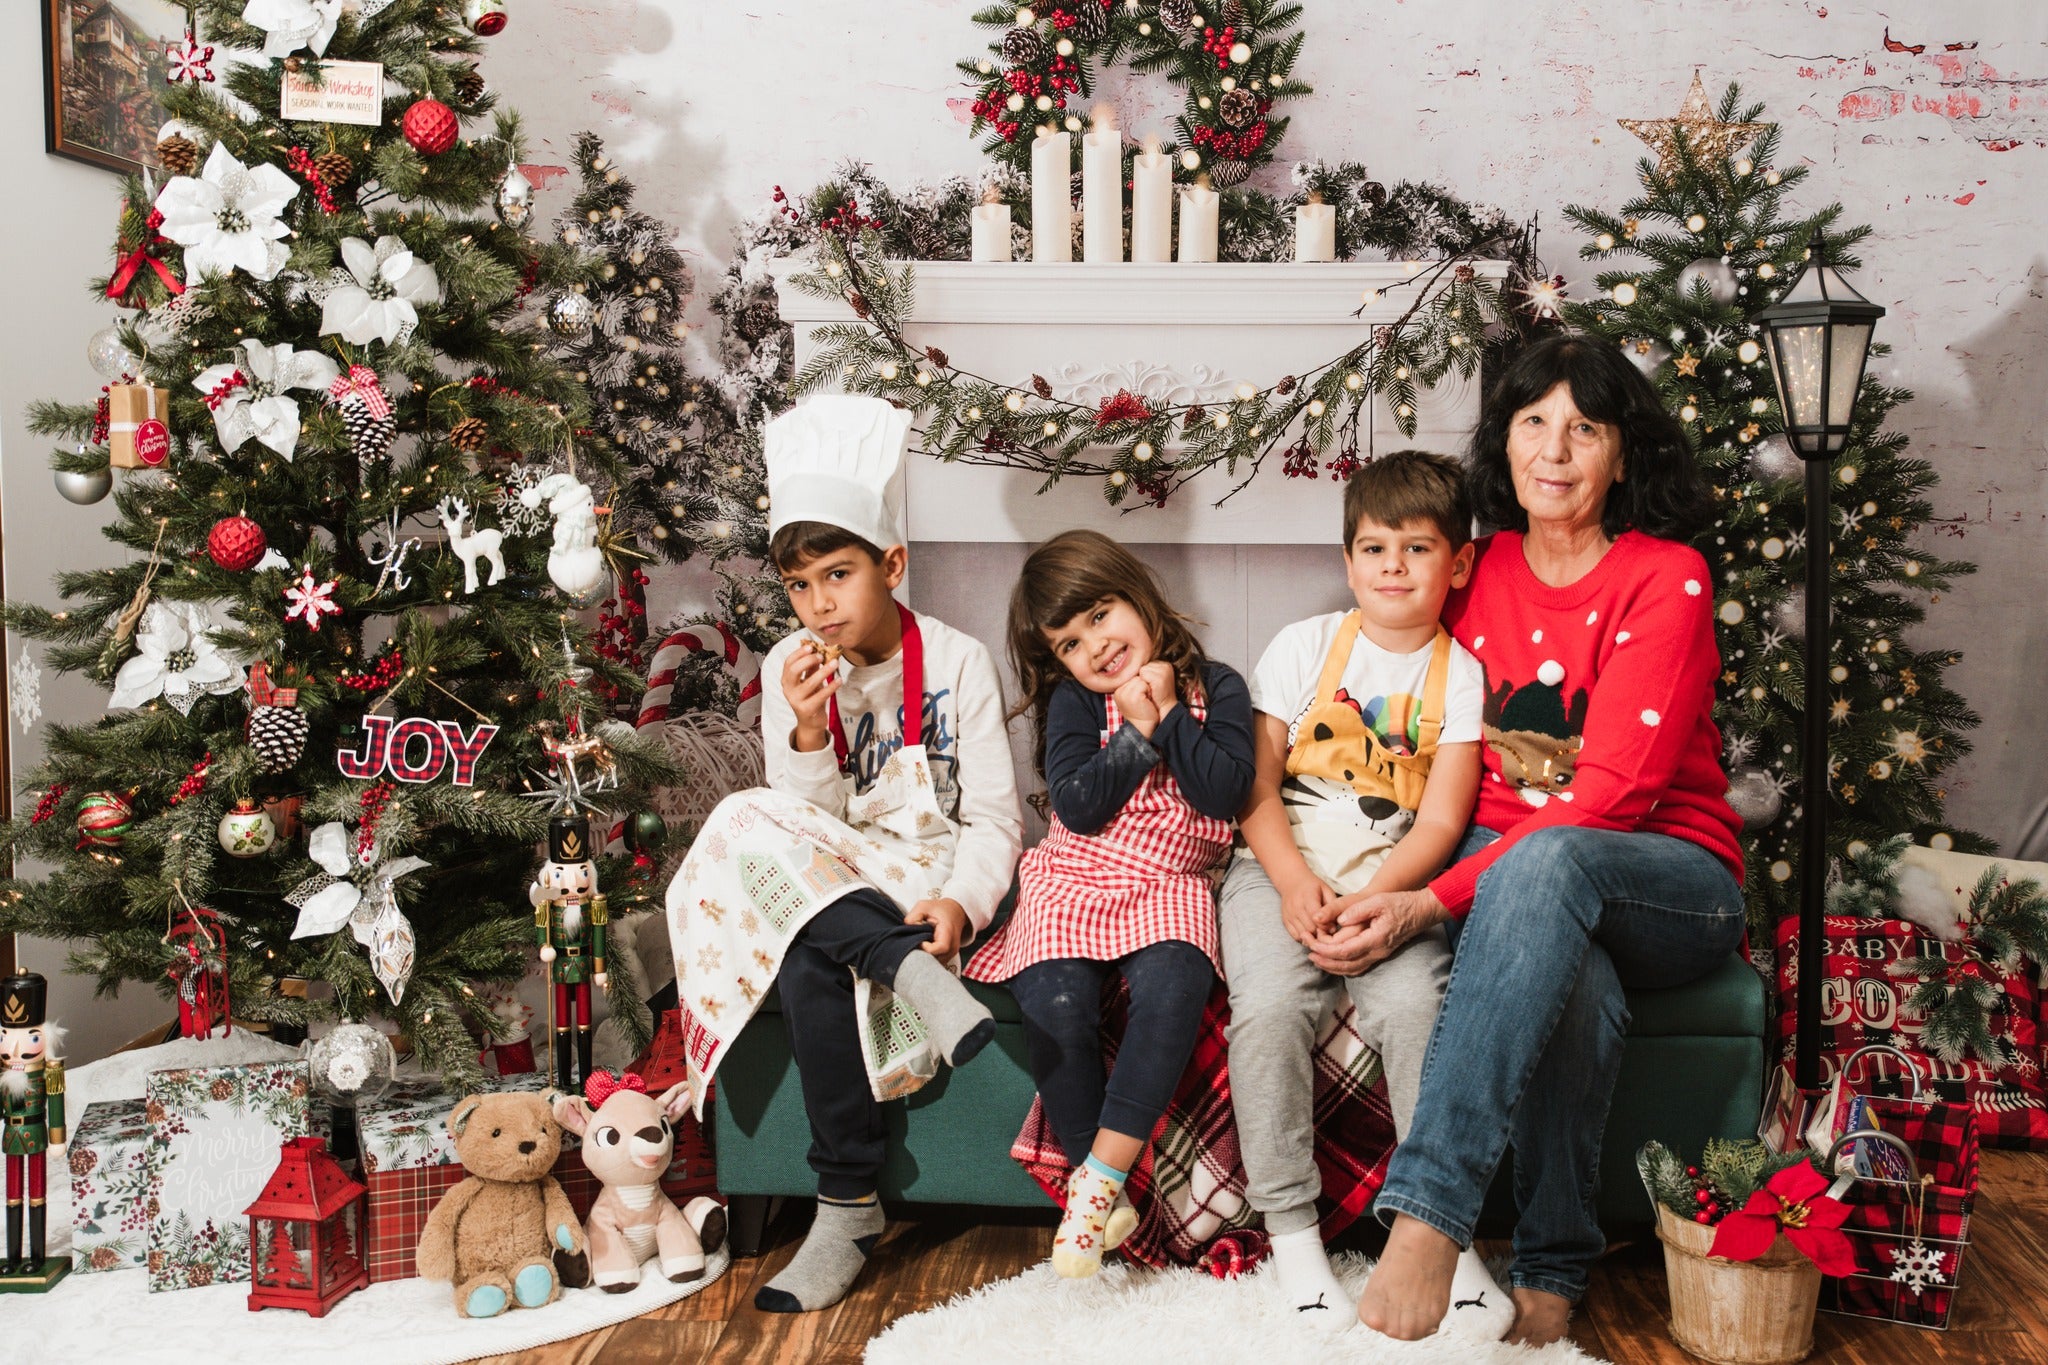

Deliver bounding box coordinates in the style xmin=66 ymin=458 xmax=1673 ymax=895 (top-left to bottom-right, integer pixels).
xmin=153 ymin=143 xmax=298 ymax=283
xmin=109 ymin=601 xmax=249 ymax=714
xmin=288 ymin=821 xmax=427 ymax=941
xmin=192 ymin=339 xmax=341 ymax=460
xmin=318 ymin=236 xmax=442 ymax=347
xmin=241 ymin=0 xmax=343 ymax=58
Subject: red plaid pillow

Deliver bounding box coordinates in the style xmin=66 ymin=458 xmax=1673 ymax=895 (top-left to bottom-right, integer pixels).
xmin=1774 ymin=914 xmax=2048 ymax=1148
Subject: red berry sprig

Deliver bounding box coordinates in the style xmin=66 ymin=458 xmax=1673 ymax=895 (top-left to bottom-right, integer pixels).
xmin=284 ymin=145 xmax=339 ymax=213
xmin=339 ymin=650 xmax=404 ymax=693
xmin=356 ymin=781 xmax=396 ymax=860
xmin=31 ymin=785 xmax=67 ymax=825
xmin=1685 ymin=1164 xmax=1724 ymax=1225
xmin=168 ymin=752 xmax=213 ymax=806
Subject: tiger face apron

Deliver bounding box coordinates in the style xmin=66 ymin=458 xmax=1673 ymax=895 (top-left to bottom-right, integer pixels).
xmin=1282 ymin=613 xmax=1452 ymax=897
xmin=666 ymin=607 xmax=960 ymax=1113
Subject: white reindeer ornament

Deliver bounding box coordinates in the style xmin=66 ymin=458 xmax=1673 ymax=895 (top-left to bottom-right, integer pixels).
xmin=521 ymin=471 xmax=607 ymax=604
xmin=438 ymin=496 xmax=506 ymax=594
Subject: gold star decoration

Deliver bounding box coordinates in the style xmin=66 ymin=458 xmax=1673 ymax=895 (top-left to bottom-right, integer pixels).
xmin=1900 ymin=667 xmax=1919 ymax=695
xmin=1675 ymin=352 xmax=1702 ymax=377
xmin=1618 ymin=72 xmax=1769 ymax=181
xmin=1739 ymin=422 xmax=1761 ymax=442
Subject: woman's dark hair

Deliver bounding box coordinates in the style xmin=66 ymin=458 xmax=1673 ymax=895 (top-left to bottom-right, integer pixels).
xmin=1466 ymin=333 xmax=1715 ymax=542
xmin=1006 ymin=530 xmax=1207 ymax=781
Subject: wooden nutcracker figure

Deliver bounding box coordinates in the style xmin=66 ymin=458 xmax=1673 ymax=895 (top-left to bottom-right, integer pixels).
xmin=1 ymin=972 xmax=68 ymax=1292
xmin=533 ymin=814 xmax=608 ymax=1091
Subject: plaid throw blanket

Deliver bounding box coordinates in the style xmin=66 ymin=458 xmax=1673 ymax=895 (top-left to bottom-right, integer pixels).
xmin=1011 ymin=980 xmax=1397 ymax=1273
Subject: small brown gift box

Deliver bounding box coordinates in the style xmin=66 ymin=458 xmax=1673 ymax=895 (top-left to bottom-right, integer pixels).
xmin=107 ymin=384 xmax=171 ymax=469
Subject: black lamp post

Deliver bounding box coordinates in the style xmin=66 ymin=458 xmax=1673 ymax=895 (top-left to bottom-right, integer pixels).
xmin=1754 ymin=233 xmax=1886 ymax=1093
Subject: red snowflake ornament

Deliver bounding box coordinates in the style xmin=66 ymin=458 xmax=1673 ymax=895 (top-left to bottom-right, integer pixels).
xmin=283 ymin=569 xmax=343 ymax=632
xmin=167 ymin=30 xmax=216 ymax=84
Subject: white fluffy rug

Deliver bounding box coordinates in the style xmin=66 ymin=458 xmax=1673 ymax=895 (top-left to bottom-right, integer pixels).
xmin=866 ymin=1254 xmax=1609 ymax=1365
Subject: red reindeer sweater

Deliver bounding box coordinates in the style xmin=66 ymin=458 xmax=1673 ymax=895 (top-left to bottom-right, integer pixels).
xmin=1427 ymin=530 xmax=1745 ymax=917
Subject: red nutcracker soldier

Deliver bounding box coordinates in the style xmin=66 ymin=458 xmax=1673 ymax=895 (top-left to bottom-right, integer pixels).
xmin=533 ymin=814 xmax=609 ymax=1091
xmin=1 ymin=972 xmax=68 ymax=1292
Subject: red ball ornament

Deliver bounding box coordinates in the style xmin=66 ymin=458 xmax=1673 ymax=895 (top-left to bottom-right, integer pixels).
xmin=208 ymin=515 xmax=268 ymax=571
xmin=402 ymin=99 xmax=460 ymax=156
xmin=1694 ymin=1188 xmax=1712 ymax=1204
xmin=1693 ymin=1210 xmax=1712 ymax=1224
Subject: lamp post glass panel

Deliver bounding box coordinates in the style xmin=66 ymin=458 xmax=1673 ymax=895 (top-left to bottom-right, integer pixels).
xmin=1754 ymin=233 xmax=1885 ymax=1093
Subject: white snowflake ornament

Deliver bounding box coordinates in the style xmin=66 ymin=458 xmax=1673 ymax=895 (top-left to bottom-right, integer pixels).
xmin=316 ymin=236 xmax=442 ymax=347
xmin=1887 ymin=1239 xmax=1948 ymax=1297
xmin=109 ymin=601 xmax=249 ymax=713
xmin=153 ymin=144 xmax=298 ymax=283
xmin=283 ymin=569 xmax=343 ymax=631
xmin=9 ymin=651 xmax=42 ymax=731
xmin=165 ymin=30 xmax=216 ymax=83
xmin=192 ymin=339 xmax=341 ymax=460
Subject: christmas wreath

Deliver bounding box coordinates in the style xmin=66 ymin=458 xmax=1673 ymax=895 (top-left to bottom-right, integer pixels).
xmin=960 ymin=0 xmax=1309 ymax=185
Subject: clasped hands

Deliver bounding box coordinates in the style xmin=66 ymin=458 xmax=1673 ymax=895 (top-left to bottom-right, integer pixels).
xmin=1112 ymin=661 xmax=1178 ymax=740
xmin=1281 ymin=876 xmax=1448 ymax=976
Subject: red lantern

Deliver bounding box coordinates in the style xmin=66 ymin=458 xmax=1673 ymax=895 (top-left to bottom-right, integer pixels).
xmin=402 ymin=99 xmax=459 ymax=156
xmin=244 ymin=1136 xmax=369 ymax=1316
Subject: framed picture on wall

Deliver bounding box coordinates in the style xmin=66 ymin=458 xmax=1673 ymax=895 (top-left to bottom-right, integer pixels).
xmin=43 ymin=0 xmax=198 ymax=175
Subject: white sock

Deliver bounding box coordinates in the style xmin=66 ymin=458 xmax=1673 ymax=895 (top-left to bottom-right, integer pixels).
xmin=1269 ymin=1226 xmax=1350 ymax=1334
xmin=1439 ymin=1246 xmax=1514 ymax=1341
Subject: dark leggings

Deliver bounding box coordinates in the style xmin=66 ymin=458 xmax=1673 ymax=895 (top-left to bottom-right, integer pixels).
xmin=1006 ymin=941 xmax=1215 ymax=1166
xmin=777 ymin=889 xmax=932 ymax=1199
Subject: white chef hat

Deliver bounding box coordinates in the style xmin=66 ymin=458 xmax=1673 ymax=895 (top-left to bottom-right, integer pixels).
xmin=764 ymin=395 xmax=913 ymax=551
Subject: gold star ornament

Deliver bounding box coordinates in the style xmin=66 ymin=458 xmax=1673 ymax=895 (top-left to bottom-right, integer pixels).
xmin=1619 ymin=72 xmax=1768 ymax=181
xmin=1675 ymin=352 xmax=1702 ymax=377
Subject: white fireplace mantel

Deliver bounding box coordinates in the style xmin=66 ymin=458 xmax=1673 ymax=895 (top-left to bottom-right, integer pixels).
xmin=769 ymin=258 xmax=1508 ymax=544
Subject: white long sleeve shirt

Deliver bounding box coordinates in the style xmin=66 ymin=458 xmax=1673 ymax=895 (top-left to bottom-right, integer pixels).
xmin=759 ymin=611 xmax=1024 ymax=936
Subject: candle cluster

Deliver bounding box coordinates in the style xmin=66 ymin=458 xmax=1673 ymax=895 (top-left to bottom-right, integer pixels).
xmin=970 ymin=105 xmax=1338 ymax=265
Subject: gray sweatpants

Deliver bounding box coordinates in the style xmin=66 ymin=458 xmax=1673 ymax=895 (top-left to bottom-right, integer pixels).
xmin=1218 ymin=855 xmax=1451 ymax=1236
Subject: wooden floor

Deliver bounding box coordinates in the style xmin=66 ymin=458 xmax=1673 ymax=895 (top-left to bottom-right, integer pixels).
xmin=481 ymin=1150 xmax=2048 ymax=1364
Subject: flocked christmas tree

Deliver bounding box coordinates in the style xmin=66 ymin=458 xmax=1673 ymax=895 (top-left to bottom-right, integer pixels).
xmin=3 ymin=0 xmax=674 ymax=1088
xmin=1563 ymin=76 xmax=1991 ymax=930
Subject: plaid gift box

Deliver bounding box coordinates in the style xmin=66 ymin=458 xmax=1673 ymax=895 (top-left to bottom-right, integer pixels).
xmin=357 ymin=1072 xmax=715 ymax=1283
xmin=68 ymin=1098 xmax=156 ymax=1274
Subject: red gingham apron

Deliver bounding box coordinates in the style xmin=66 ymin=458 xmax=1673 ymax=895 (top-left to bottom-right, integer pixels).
xmin=967 ymin=690 xmax=1232 ymax=981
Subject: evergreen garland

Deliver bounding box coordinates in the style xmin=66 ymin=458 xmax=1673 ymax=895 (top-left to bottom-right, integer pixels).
xmin=1638 ymin=1138 xmax=1812 ymax=1226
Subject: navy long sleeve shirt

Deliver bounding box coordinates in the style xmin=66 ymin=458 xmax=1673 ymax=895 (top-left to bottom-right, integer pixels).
xmin=1043 ymin=660 xmax=1257 ymax=836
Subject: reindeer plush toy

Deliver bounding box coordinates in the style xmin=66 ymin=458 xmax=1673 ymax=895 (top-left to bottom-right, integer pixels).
xmin=551 ymin=1070 xmax=726 ymax=1291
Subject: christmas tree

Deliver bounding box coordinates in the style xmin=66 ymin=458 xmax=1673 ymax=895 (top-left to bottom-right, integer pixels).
xmin=1563 ymin=77 xmax=1991 ymax=929
xmin=3 ymin=0 xmax=674 ymax=1086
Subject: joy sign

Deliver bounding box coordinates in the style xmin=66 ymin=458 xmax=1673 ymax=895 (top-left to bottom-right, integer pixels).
xmin=337 ymin=715 xmax=499 ymax=785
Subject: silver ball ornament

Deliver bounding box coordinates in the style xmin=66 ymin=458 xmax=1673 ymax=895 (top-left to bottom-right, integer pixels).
xmin=55 ymin=464 xmax=113 ymax=505
xmin=86 ymin=325 xmax=140 ymax=380
xmin=547 ymin=292 xmax=596 ymax=338
xmin=1749 ymin=433 xmax=1801 ymax=481
xmin=1725 ymin=767 xmax=1783 ymax=832
xmin=1675 ymin=259 xmax=1740 ymax=307
xmin=307 ymin=1020 xmax=398 ymax=1105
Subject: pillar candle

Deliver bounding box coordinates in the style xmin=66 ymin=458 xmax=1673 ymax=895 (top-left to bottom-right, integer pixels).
xmin=1178 ymin=178 xmax=1218 ymax=263
xmin=971 ymin=196 xmax=1013 ymax=263
xmin=1031 ymin=128 xmax=1073 ymax=263
xmin=1294 ymin=195 xmax=1336 ymax=262
xmin=1131 ymin=137 xmax=1172 ymax=262
xmin=1081 ymin=106 xmax=1123 ymax=263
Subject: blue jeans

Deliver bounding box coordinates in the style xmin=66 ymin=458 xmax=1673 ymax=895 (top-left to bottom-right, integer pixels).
xmin=1006 ymin=941 xmax=1215 ymax=1165
xmin=1374 ymin=825 xmax=1744 ymax=1301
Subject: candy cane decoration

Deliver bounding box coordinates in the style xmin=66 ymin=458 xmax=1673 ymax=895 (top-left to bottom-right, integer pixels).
xmin=638 ymin=620 xmax=761 ymax=732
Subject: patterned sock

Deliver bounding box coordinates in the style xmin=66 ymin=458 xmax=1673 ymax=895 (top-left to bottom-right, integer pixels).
xmin=753 ymin=1195 xmax=885 ymax=1313
xmin=1051 ymin=1156 xmax=1127 ymax=1279
xmin=1269 ymin=1225 xmax=1350 ymax=1333
xmin=890 ymin=950 xmax=996 ymax=1066
xmin=1103 ymin=1190 xmax=1139 ymax=1251
xmin=1440 ymin=1246 xmax=1515 ymax=1340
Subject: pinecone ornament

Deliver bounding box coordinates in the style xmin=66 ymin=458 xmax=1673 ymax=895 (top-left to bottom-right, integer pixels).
xmin=157 ymin=133 xmax=200 ymax=177
xmin=1221 ymin=0 xmax=1247 ymax=27
xmin=449 ymin=416 xmax=489 ymax=451
xmin=1208 ymin=157 xmax=1250 ymax=188
xmin=1159 ymin=0 xmax=1197 ymax=32
xmin=1002 ymin=26 xmax=1044 ymax=66
xmin=248 ymin=706 xmax=310 ymax=773
xmin=1219 ymin=87 xmax=1257 ymax=129
xmin=343 ymin=403 xmax=397 ymax=465
xmin=455 ymin=66 xmax=487 ymax=105
xmin=314 ymin=151 xmax=355 ymax=189
xmin=1067 ymin=2 xmax=1107 ymax=43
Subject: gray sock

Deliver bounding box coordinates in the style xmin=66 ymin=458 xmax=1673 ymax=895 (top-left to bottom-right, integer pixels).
xmin=754 ymin=1195 xmax=886 ymax=1313
xmin=889 ymin=950 xmax=996 ymax=1066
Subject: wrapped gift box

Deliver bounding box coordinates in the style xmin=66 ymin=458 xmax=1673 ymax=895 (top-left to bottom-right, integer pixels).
xmin=107 ymin=383 xmax=171 ymax=468
xmin=68 ymin=1098 xmax=157 ymax=1273
xmin=357 ymin=1072 xmax=715 ymax=1283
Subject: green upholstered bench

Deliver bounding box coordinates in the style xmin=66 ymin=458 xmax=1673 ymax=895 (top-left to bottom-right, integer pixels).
xmin=710 ymin=907 xmax=1767 ymax=1251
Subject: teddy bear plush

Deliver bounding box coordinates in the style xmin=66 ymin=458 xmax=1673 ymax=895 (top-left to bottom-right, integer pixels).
xmin=416 ymin=1090 xmax=592 ymax=1318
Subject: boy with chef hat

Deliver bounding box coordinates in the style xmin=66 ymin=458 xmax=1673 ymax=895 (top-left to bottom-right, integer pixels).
xmin=665 ymin=395 xmax=1023 ymax=1313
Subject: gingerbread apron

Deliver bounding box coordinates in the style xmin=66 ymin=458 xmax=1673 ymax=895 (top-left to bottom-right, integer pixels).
xmin=1283 ymin=613 xmax=1452 ymax=896
xmin=667 ymin=607 xmax=958 ymax=1114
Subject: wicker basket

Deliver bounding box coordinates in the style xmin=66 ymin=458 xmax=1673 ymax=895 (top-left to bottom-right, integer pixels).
xmin=1657 ymin=1205 xmax=1822 ymax=1364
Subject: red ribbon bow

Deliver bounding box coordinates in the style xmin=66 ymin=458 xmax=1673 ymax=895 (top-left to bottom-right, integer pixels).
xmin=329 ymin=365 xmax=393 ymax=420
xmin=106 ymin=208 xmax=185 ymax=306
xmin=584 ymin=1070 xmax=648 ymax=1107
xmin=248 ymin=662 xmax=299 ymax=709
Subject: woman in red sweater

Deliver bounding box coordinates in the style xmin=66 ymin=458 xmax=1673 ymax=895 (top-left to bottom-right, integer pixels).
xmin=1342 ymin=334 xmax=1746 ymax=1345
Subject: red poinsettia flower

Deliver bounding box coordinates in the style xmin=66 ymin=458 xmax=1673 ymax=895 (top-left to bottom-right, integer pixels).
xmin=1708 ymin=1160 xmax=1858 ymax=1276
xmin=1094 ymin=390 xmax=1152 ymax=426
